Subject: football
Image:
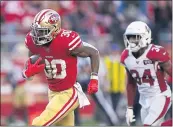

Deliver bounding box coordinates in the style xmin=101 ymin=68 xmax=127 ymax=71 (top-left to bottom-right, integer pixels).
xmin=30 ymin=55 xmax=45 ymax=65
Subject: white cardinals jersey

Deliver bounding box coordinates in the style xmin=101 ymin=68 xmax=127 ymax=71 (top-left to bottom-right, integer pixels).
xmin=121 ymin=44 xmax=171 ymax=99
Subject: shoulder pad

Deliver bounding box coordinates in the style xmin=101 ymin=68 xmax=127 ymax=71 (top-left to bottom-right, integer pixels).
xmin=61 ymin=30 xmax=82 ymax=51
xmin=147 ymin=45 xmax=170 ymax=63
xmin=120 ymin=49 xmax=129 ymax=65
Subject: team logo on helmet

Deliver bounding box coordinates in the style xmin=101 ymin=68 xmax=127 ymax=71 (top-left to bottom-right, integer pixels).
xmin=48 ymin=14 xmax=59 ymax=24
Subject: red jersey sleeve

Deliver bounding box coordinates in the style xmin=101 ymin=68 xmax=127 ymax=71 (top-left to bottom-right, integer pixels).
xmin=147 ymin=45 xmax=170 ymax=63
xmin=67 ymin=31 xmax=82 ymax=51
xmin=120 ymin=49 xmax=129 ymax=65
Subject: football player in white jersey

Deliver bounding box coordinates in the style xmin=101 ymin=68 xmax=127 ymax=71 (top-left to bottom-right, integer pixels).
xmin=120 ymin=21 xmax=172 ymax=126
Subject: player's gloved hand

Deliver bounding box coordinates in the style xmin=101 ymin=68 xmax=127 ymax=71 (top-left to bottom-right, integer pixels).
xmin=23 ymin=57 xmax=45 ymax=78
xmin=87 ymin=73 xmax=98 ymax=94
xmin=126 ymin=107 xmax=136 ymax=126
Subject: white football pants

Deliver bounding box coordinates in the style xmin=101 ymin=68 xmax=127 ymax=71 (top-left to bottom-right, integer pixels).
xmin=141 ymin=95 xmax=171 ymax=126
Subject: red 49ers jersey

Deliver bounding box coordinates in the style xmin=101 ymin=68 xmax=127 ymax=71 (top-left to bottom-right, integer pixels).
xmin=25 ymin=29 xmax=82 ymax=91
xmin=121 ymin=44 xmax=171 ymax=98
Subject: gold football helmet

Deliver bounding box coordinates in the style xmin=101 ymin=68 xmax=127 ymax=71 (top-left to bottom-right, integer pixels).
xmin=31 ymin=9 xmax=61 ymax=45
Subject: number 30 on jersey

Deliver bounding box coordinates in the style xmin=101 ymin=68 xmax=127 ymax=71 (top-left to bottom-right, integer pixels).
xmin=44 ymin=59 xmax=67 ymax=79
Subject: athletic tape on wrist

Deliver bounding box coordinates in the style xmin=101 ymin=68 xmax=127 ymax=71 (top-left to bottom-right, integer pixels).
xmin=127 ymin=106 xmax=133 ymax=109
xmin=90 ymin=75 xmax=98 ymax=80
xmin=91 ymin=72 xmax=98 ymax=76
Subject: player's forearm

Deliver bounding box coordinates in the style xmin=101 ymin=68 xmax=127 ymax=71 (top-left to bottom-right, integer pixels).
xmin=90 ymin=49 xmax=100 ymax=74
xmin=74 ymin=47 xmax=100 ymax=74
xmin=71 ymin=42 xmax=100 ymax=74
xmin=126 ymin=83 xmax=136 ymax=107
xmin=166 ymin=64 xmax=172 ymax=77
xmin=160 ymin=61 xmax=172 ymax=77
xmin=167 ymin=67 xmax=172 ymax=77
xmin=83 ymin=43 xmax=100 ymax=74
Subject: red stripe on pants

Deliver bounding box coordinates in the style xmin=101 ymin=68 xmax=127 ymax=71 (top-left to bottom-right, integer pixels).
xmin=152 ymin=97 xmax=170 ymax=125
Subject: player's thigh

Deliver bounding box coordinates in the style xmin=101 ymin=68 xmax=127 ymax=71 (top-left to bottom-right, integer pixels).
xmin=140 ymin=107 xmax=148 ymax=124
xmin=32 ymin=87 xmax=79 ymax=126
xmin=143 ymin=96 xmax=171 ymax=126
xmin=54 ymin=111 xmax=75 ymax=126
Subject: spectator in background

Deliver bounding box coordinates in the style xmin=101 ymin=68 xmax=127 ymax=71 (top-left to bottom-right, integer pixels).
xmin=152 ymin=1 xmax=172 ymax=43
xmin=1 ymin=1 xmax=44 ymax=34
xmin=62 ymin=16 xmax=73 ymax=30
xmin=20 ymin=1 xmax=39 ymax=34
xmin=66 ymin=1 xmax=90 ymax=34
xmin=154 ymin=1 xmax=172 ymax=29
xmin=1 ymin=1 xmax=25 ymax=34
xmin=6 ymin=43 xmax=28 ymax=125
xmin=7 ymin=69 xmax=27 ymax=126
xmin=1 ymin=70 xmax=12 ymax=126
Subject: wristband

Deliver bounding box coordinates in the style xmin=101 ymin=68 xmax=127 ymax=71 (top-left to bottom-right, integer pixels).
xmin=127 ymin=106 xmax=133 ymax=109
xmin=90 ymin=75 xmax=98 ymax=80
xmin=91 ymin=72 xmax=98 ymax=76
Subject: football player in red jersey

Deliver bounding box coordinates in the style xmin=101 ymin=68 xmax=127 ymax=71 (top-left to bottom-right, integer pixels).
xmin=120 ymin=21 xmax=172 ymax=126
xmin=22 ymin=9 xmax=100 ymax=126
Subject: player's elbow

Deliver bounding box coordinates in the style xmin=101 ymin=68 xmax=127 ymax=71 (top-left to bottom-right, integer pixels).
xmin=91 ymin=48 xmax=99 ymax=57
xmin=95 ymin=49 xmax=99 ymax=56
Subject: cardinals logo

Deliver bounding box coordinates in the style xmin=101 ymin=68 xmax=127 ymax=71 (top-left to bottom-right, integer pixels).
xmin=48 ymin=14 xmax=60 ymax=24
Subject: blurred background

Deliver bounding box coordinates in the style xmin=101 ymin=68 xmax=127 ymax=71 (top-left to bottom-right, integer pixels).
xmin=0 ymin=0 xmax=172 ymax=126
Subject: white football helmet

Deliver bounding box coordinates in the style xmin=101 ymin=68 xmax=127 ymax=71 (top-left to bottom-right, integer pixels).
xmin=30 ymin=9 xmax=61 ymax=45
xmin=124 ymin=21 xmax=151 ymax=52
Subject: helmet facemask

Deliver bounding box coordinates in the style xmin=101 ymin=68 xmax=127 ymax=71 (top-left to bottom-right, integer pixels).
xmin=124 ymin=34 xmax=143 ymax=52
xmin=31 ymin=23 xmax=55 ymax=45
